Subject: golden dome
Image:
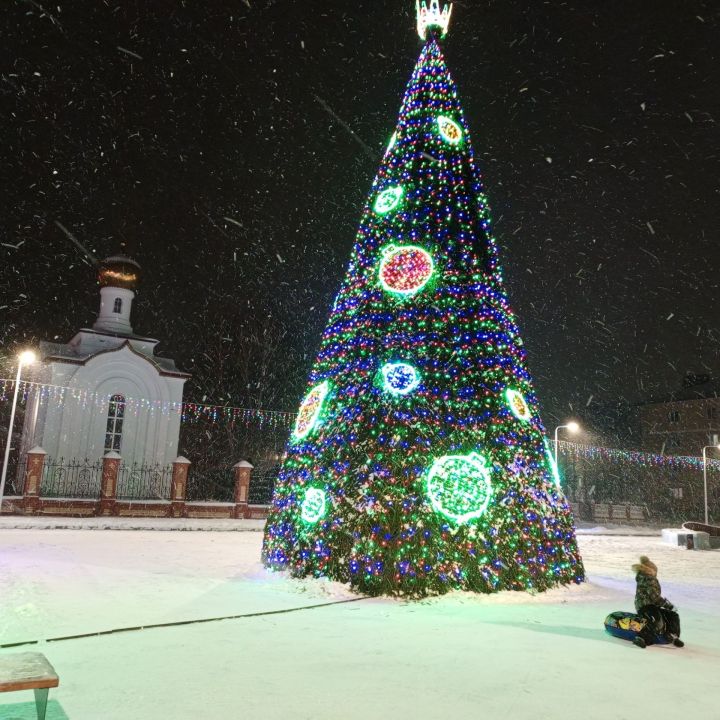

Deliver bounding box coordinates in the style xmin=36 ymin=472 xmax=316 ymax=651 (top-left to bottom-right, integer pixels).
xmin=98 ymin=255 xmax=140 ymax=290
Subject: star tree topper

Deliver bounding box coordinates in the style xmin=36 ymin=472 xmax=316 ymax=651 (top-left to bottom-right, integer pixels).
xmin=416 ymin=0 xmax=453 ymax=40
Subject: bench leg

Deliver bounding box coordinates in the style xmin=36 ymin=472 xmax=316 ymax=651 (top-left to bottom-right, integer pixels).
xmin=34 ymin=687 xmax=49 ymax=720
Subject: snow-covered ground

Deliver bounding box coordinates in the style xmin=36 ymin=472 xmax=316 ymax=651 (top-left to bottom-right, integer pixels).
xmin=1 ymin=527 xmax=718 ymax=720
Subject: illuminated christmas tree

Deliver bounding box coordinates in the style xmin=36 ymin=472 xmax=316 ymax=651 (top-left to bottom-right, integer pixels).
xmin=262 ymin=1 xmax=584 ymax=597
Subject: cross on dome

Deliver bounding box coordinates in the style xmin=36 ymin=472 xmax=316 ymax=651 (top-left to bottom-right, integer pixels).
xmin=416 ymin=0 xmax=453 ymax=40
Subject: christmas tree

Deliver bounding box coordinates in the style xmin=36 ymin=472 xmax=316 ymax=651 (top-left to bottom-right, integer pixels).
xmin=263 ymin=1 xmax=584 ymax=597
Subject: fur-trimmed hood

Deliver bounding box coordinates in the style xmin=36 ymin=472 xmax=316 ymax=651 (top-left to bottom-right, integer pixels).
xmin=632 ymin=555 xmax=657 ymax=577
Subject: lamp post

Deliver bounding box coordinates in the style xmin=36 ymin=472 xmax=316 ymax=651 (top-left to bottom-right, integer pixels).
xmin=554 ymin=421 xmax=580 ymax=467
xmin=0 ymin=350 xmax=37 ymax=513
xmin=701 ymin=444 xmax=719 ymax=525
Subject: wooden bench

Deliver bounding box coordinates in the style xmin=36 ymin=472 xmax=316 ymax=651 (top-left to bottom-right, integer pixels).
xmin=0 ymin=652 xmax=59 ymax=720
xmin=610 ymin=504 xmax=629 ymax=522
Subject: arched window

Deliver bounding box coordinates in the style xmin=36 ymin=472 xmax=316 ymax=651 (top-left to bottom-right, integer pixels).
xmin=113 ymin=297 xmax=123 ymax=314
xmin=104 ymin=394 xmax=125 ymax=453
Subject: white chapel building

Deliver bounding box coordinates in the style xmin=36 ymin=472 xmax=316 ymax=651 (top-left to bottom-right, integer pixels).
xmin=21 ymin=255 xmax=190 ymax=467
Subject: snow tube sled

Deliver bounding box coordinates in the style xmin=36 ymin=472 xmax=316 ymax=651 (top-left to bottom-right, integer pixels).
xmin=604 ymin=611 xmax=669 ymax=645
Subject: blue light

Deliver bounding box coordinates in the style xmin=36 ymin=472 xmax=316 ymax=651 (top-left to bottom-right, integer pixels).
xmin=380 ymin=362 xmax=422 ymax=396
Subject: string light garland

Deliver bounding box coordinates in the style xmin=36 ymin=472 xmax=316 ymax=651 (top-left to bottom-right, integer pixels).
xmin=0 ymin=378 xmax=293 ymax=429
xmin=558 ymin=440 xmax=720 ymax=471
xmin=2 ymin=377 xmax=714 ymax=473
xmin=264 ymin=11 xmax=585 ymax=597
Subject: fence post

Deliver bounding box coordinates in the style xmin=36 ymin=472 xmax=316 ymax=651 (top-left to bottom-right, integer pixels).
xmin=171 ymin=456 xmax=191 ymax=518
xmin=233 ymin=460 xmax=254 ymax=519
xmin=22 ymin=446 xmax=47 ymax=515
xmin=99 ymin=451 xmax=121 ymax=516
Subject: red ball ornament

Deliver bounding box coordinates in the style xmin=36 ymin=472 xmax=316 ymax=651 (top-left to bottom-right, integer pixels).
xmin=379 ymin=245 xmax=434 ymax=296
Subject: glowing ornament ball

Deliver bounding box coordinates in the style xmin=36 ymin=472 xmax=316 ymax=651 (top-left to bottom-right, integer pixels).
xmin=505 ymin=388 xmax=531 ymax=422
xmin=374 ymin=186 xmax=404 ymax=215
xmin=293 ymin=381 xmax=330 ymax=440
xmin=437 ymin=115 xmax=463 ymax=145
xmin=381 ymin=362 xmax=421 ymax=395
xmin=425 ymin=452 xmax=493 ymax=524
xmin=301 ymin=488 xmax=327 ymax=523
xmin=379 ymin=245 xmax=434 ymax=296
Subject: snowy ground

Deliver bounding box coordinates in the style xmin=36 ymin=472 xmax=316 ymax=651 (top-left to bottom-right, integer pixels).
xmin=1 ymin=526 xmax=718 ymax=720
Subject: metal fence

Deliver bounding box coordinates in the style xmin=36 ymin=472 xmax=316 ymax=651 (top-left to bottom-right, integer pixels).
xmin=186 ymin=467 xmax=235 ymax=503
xmin=116 ymin=462 xmax=172 ymax=500
xmin=248 ymin=473 xmax=276 ymax=505
xmin=7 ymin=459 xmax=27 ymax=496
xmin=41 ymin=458 xmax=103 ymax=499
xmin=8 ymin=454 xmax=276 ymax=506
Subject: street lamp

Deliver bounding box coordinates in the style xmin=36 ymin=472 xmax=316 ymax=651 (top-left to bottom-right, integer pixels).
xmin=701 ymin=444 xmax=720 ymax=525
xmin=554 ymin=421 xmax=580 ymax=467
xmin=0 ymin=350 xmax=37 ymax=513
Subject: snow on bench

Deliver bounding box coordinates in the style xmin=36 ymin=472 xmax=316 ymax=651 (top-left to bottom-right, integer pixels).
xmin=0 ymin=652 xmax=59 ymax=720
xmin=662 ymin=528 xmax=711 ymax=551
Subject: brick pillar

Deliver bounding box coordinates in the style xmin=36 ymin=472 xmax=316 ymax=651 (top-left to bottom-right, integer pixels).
xmin=170 ymin=456 xmax=191 ymax=518
xmin=99 ymin=451 xmax=121 ymax=516
xmin=22 ymin=446 xmax=47 ymax=515
xmin=233 ymin=460 xmax=254 ymax=519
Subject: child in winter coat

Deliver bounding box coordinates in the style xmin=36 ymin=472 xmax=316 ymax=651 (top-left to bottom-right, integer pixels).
xmin=632 ymin=555 xmax=684 ymax=648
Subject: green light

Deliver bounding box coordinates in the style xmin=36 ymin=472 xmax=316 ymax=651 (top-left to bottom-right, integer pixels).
xmin=425 ymin=452 xmax=493 ymax=524
xmin=437 ymin=115 xmax=463 ymax=145
xmin=505 ymin=388 xmax=531 ymax=422
xmin=293 ymin=381 xmax=330 ymax=441
xmin=544 ymin=439 xmax=562 ymax=489
xmin=381 ymin=362 xmax=421 ymax=395
xmin=385 ymin=131 xmax=397 ymax=155
xmin=301 ymin=488 xmax=327 ymax=523
xmin=374 ymin=186 xmax=404 ymax=215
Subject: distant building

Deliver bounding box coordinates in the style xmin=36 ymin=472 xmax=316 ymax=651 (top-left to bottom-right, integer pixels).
xmin=20 ymin=255 xmax=190 ymax=467
xmin=639 ymin=373 xmax=720 ymax=455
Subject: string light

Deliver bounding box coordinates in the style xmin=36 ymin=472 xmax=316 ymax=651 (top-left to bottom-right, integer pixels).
xmin=263 ymin=24 xmax=584 ymax=597
xmin=0 ymin=378 xmax=293 ymax=429
xmin=558 ymin=440 xmax=720 ymax=471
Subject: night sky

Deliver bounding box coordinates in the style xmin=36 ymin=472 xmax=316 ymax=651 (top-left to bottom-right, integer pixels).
xmin=2 ymin=0 xmax=719 ymax=442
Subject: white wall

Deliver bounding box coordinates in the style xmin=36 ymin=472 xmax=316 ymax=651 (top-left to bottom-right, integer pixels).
xmin=25 ymin=346 xmax=185 ymax=468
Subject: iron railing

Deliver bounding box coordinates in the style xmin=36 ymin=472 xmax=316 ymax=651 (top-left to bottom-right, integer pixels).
xmin=116 ymin=462 xmax=172 ymax=500
xmin=248 ymin=473 xmax=276 ymax=505
xmin=186 ymin=467 xmax=235 ymax=503
xmin=41 ymin=458 xmax=103 ymax=499
xmin=6 ymin=459 xmax=27 ymax=496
